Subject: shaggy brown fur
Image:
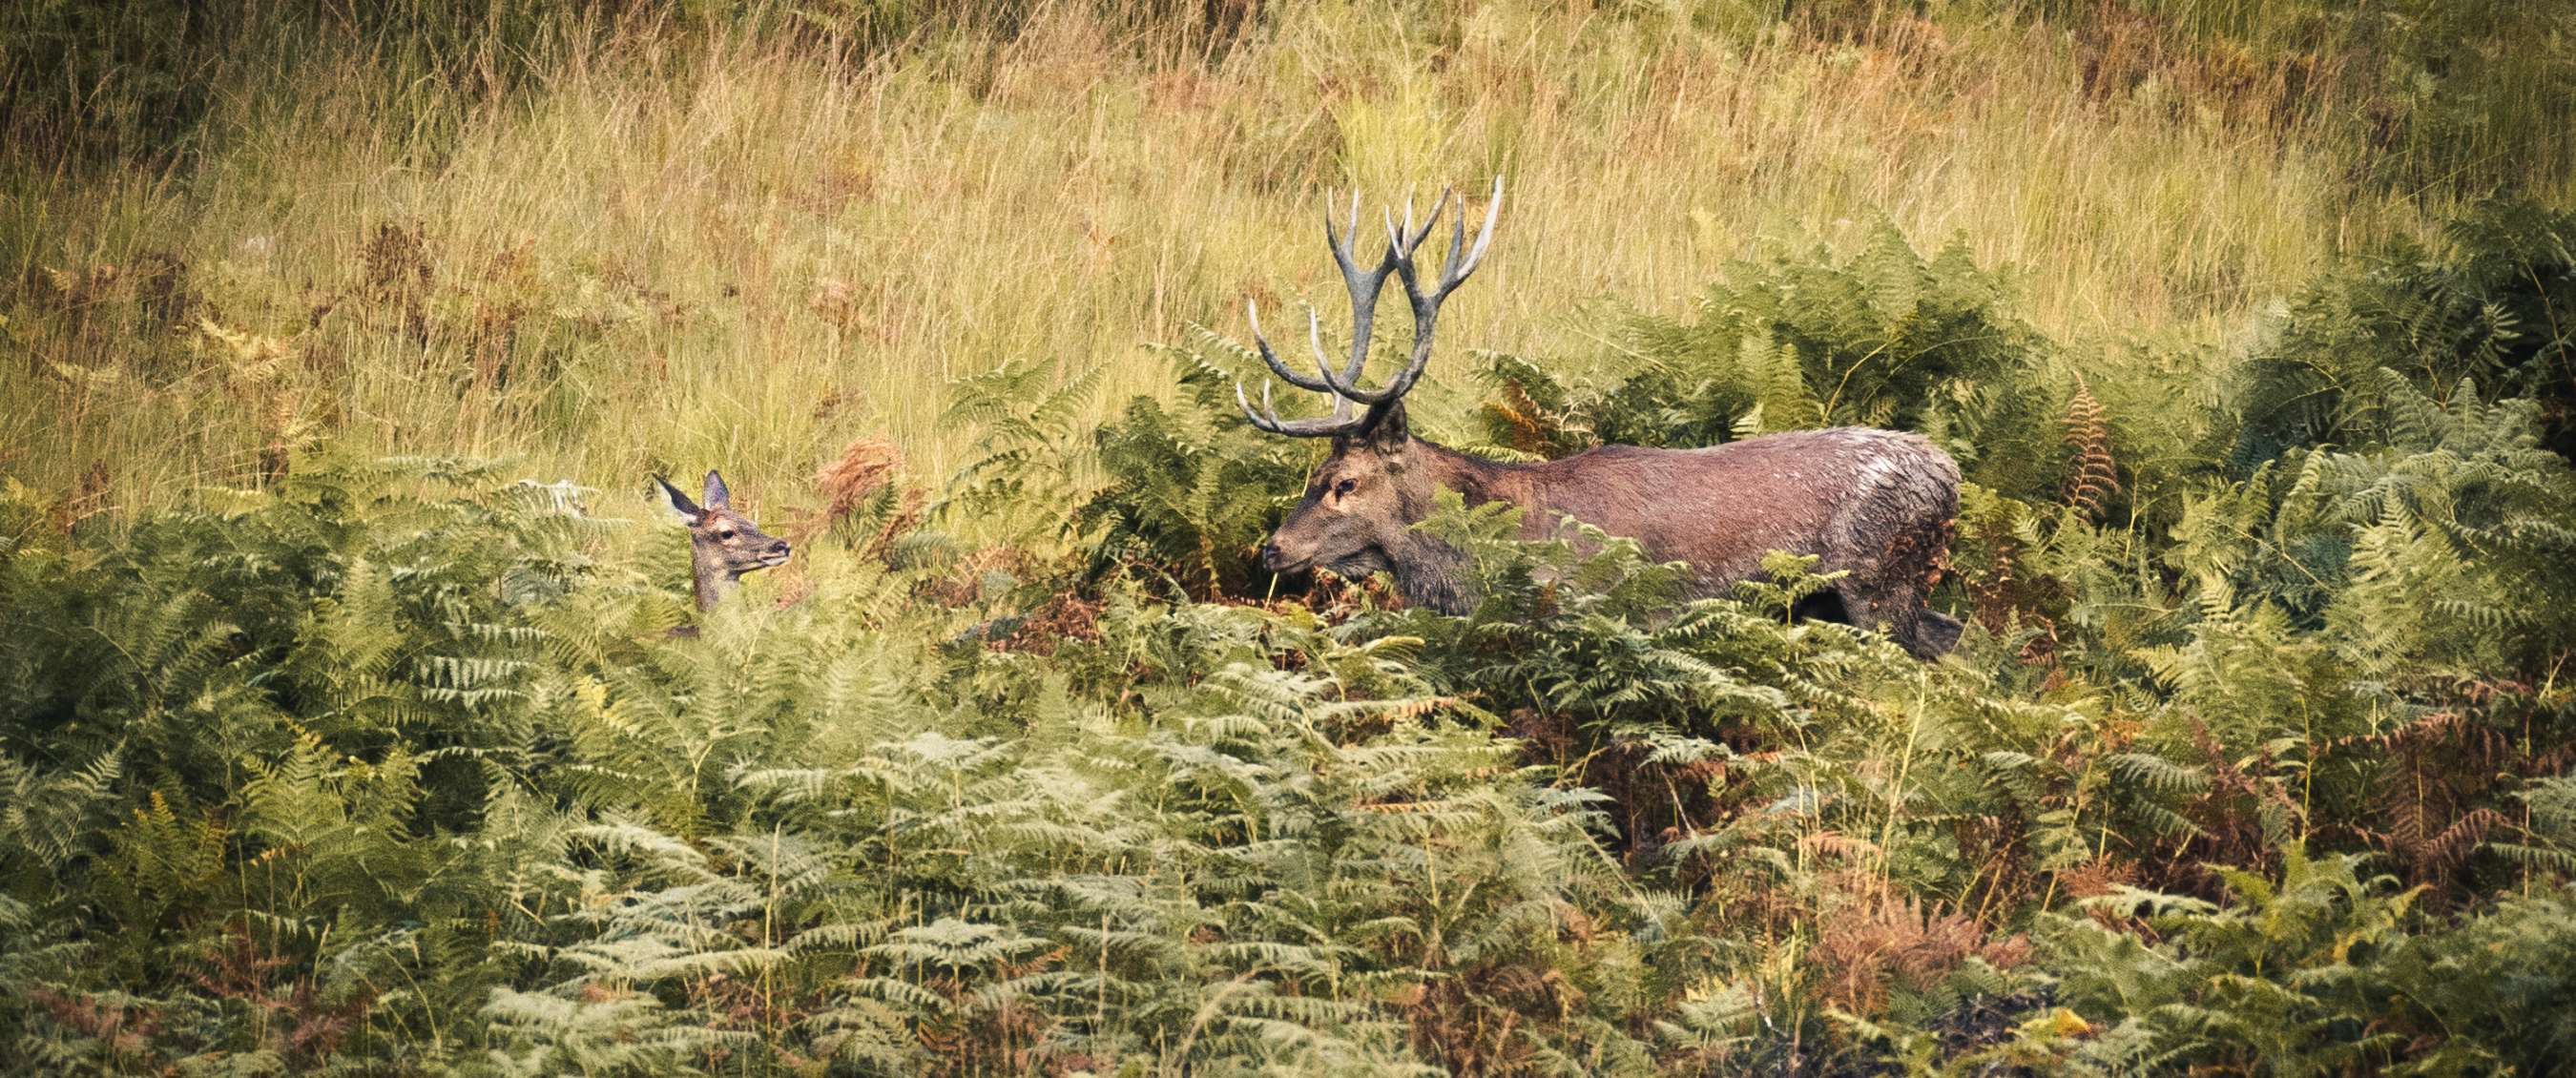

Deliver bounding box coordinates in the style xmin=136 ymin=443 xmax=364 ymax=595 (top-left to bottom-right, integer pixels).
xmin=1238 ymin=183 xmax=1961 ymax=657
xmin=1262 ymin=405 xmax=1963 ymax=658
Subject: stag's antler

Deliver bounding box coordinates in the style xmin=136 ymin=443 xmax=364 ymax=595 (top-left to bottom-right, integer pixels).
xmin=1237 ymin=176 xmax=1503 ymax=438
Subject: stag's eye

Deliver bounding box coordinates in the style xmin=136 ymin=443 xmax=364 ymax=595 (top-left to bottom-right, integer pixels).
xmin=717 ymin=529 xmax=736 ymax=540
xmin=1333 ymin=479 xmax=1358 ymax=498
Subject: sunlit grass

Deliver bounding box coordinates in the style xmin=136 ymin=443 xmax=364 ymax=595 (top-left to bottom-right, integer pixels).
xmin=4 ymin=0 xmax=2566 ymax=521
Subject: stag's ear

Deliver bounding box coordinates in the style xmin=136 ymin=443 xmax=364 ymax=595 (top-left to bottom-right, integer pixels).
xmin=702 ymin=469 xmax=733 ymax=511
xmin=1343 ymin=399 xmax=1410 ymax=455
xmin=654 ymin=475 xmax=703 ymax=526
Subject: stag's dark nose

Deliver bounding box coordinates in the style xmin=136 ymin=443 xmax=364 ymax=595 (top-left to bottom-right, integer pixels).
xmin=1258 ymin=542 xmax=1287 ymax=571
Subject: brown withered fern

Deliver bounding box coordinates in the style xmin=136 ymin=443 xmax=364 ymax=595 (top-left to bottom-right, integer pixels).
xmin=1813 ymin=888 xmax=2030 ymax=1018
xmin=2061 ymin=377 xmax=2119 ymax=518
xmin=27 ymin=988 xmax=159 ymax=1062
xmin=758 ymin=436 xmax=914 ymax=608
xmin=1953 ymin=493 xmax=2064 ymax=660
xmin=190 ymin=923 xmax=371 ymax=1066
xmin=916 ymin=945 xmax=1069 ymax=1078
xmin=1958 ymin=508 xmax=2021 ymax=634
xmin=358 ymin=221 xmax=432 ymax=345
xmin=1480 ymin=376 xmax=1570 ymax=456
xmin=67 ymin=460 xmax=113 ymax=534
xmin=256 ymin=391 xmax=310 ymax=487
xmin=1408 ymin=960 xmax=1574 ymax=1077
xmin=795 ymin=434 xmax=923 ymax=563
xmin=815 ymin=436 xmax=903 ymax=527
xmin=2335 ymin=685 xmax=2576 ymax=904
xmin=2150 ymin=718 xmax=2307 ymax=897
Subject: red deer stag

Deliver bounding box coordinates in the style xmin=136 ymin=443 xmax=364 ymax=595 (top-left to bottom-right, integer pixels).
xmin=1236 ymin=179 xmax=1964 ymax=658
xmin=655 ymin=470 xmax=792 ymax=614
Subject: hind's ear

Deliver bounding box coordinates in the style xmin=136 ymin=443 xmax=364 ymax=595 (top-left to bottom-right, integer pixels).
xmin=702 ymin=469 xmax=733 ymax=511
xmin=654 ymin=475 xmax=703 ymax=526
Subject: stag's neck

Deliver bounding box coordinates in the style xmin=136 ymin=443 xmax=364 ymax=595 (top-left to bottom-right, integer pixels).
xmin=1389 ymin=531 xmax=1472 ymax=612
xmin=1407 ymin=440 xmax=1543 ymax=508
xmin=1383 ymin=441 xmax=1541 ymax=614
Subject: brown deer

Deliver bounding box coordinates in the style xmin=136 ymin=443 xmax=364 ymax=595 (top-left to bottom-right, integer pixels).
xmin=654 ymin=470 xmax=792 ymax=613
xmin=1236 ymin=179 xmax=1964 ymax=658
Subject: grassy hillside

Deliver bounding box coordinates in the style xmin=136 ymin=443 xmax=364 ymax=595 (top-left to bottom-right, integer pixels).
xmin=5 ymin=2 xmax=2575 ymax=1074
xmin=8 ymin=0 xmax=2570 ymax=513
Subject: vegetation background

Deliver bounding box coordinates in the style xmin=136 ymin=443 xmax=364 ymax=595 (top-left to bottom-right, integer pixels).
xmin=4 ymin=0 xmax=2573 ymax=1073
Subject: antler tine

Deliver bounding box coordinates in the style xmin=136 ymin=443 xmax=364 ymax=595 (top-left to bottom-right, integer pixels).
xmin=1236 ymin=381 xmax=1294 ymax=434
xmin=1436 ymin=175 xmax=1504 ymax=296
xmin=1326 ymin=188 xmax=1364 ymax=268
xmin=1248 ymin=300 xmax=1333 ymax=392
xmin=1242 ymin=179 xmax=1499 ymax=431
xmin=1236 ymin=186 xmax=1389 ymax=438
xmin=1236 ymin=377 xmax=1364 ymax=437
xmin=1306 ymin=307 xmax=1331 ymax=381
xmin=1443 ymin=190 xmax=1468 ymax=283
xmin=1381 ymin=187 xmax=1448 ymax=260
xmin=1319 ymin=192 xmax=1400 ymax=386
xmin=1322 ymin=177 xmax=1500 ymax=406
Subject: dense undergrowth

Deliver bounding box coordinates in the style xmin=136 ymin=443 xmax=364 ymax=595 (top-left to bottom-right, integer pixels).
xmin=8 ymin=197 xmax=2576 ymax=1073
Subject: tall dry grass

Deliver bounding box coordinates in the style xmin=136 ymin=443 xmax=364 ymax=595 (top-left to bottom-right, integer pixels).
xmin=4 ymin=0 xmax=2568 ymax=521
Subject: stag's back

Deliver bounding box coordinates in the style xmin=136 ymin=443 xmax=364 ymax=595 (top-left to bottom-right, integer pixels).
xmin=1518 ymin=427 xmax=1958 ymax=592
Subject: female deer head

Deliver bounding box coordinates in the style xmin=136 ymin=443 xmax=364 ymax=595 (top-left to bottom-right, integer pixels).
xmin=655 ymin=470 xmax=791 ymax=612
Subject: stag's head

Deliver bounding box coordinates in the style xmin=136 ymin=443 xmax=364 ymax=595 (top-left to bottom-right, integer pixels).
xmin=1239 ymin=179 xmax=1501 ymax=580
xmin=656 ymin=470 xmax=791 ymax=611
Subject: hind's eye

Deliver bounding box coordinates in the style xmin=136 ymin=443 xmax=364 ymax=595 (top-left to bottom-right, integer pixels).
xmin=717 ymin=529 xmax=736 ymax=540
xmin=1333 ymin=479 xmax=1358 ymax=497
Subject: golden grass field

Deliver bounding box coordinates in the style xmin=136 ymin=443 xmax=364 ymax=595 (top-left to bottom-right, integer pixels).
xmin=6 ymin=0 xmax=2569 ymax=517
